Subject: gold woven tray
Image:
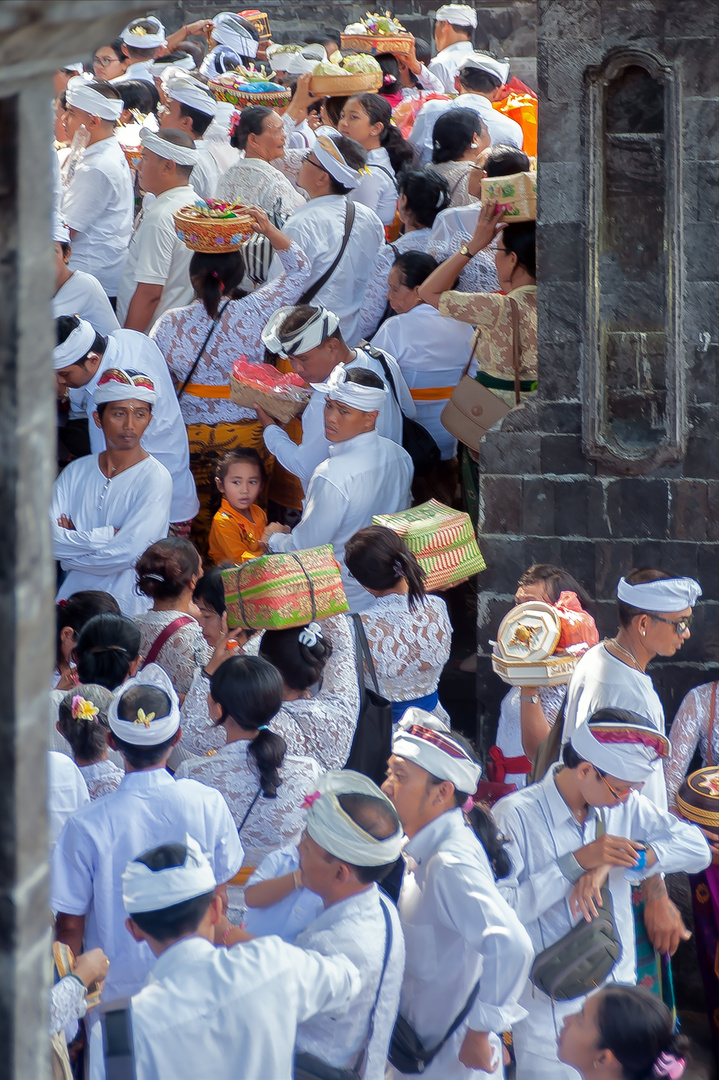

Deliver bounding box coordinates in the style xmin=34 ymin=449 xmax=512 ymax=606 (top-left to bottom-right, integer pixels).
xmin=340 ymin=32 xmax=413 ymax=55
xmin=310 ymin=71 xmax=383 ymax=96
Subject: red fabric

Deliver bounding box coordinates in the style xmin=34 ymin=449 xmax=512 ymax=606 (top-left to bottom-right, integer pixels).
xmin=407 ymin=723 xmax=470 ymax=761
xmin=487 ymin=744 xmax=532 ymax=783
xmin=554 ymin=591 xmax=599 ymax=651
xmin=141 ymin=616 xmax=194 ymax=669
xmin=495 ymin=76 xmax=537 ymax=102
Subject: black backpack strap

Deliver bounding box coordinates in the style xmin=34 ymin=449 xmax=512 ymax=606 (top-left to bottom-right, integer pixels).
xmin=176 ymin=298 xmax=232 ymax=399
xmin=298 ymin=199 xmax=355 ymax=305
xmin=354 ymin=896 xmax=394 ymax=1070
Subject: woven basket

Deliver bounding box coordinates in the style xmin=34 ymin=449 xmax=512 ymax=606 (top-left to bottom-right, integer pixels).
xmin=310 ymin=71 xmax=383 ymax=96
xmin=208 ymin=78 xmax=290 ymax=109
xmin=173 ymin=205 xmax=254 ymax=253
xmin=229 ymin=374 xmax=310 ymax=425
xmin=340 ymin=33 xmax=413 ymax=55
xmin=372 ymin=498 xmax=486 ymax=592
xmin=238 ymin=10 xmax=272 ymax=40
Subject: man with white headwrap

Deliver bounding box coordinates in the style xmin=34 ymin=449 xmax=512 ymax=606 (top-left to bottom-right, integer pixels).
xmin=116 ymin=129 xmax=197 ymax=332
xmin=51 ymin=667 xmax=243 ymax=1080
xmin=51 ymin=216 xmax=120 ymax=336
xmin=49 ymin=367 xmax=172 ymax=614
xmin=60 ymin=78 xmax=133 ymax=297
xmin=200 ymin=11 xmax=261 ymax=79
xmin=112 ymin=16 xmax=168 ymax=85
xmin=260 ymin=303 xmax=411 ymax=492
xmin=106 ymin=835 xmax=361 ymax=1080
xmin=493 ymin=707 xmax=710 ymax=1079
xmin=263 ymin=365 xmax=413 ymax=610
xmin=159 ymin=72 xmax=219 ymax=198
xmin=54 ymin=315 xmax=198 ymax=528
xmin=427 ymin=4 xmax=477 ymax=93
xmin=382 ymin=710 xmax=532 ymax=1079
xmin=294 ymin=770 xmax=406 ymax=1079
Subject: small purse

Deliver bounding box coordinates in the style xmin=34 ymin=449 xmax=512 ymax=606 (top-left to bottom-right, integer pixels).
xmin=388 ymin=980 xmax=480 ymax=1074
xmin=343 ymin=615 xmax=393 ymax=788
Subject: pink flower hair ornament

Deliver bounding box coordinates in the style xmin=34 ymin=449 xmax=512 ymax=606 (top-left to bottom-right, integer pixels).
xmin=653 ymin=1053 xmax=686 ymax=1079
xmin=71 ymin=695 xmax=100 ymax=723
xmin=302 ymin=791 xmax=321 ymax=810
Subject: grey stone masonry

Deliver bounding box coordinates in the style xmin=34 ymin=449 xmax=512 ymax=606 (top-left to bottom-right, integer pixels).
xmin=475 ymin=0 xmax=719 ymax=754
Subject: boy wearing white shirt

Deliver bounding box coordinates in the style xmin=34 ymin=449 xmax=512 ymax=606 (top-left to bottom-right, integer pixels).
xmin=52 ymin=218 xmax=120 ymax=336
xmin=159 ymin=73 xmax=219 ymax=198
xmin=492 ymin=709 xmax=711 ymax=1079
xmin=112 ymin=16 xmax=167 ymax=85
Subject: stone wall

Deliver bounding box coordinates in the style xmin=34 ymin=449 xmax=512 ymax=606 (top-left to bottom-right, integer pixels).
xmin=475 ymin=0 xmax=719 ymax=752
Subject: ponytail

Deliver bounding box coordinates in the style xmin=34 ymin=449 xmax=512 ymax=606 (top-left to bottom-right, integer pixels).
xmin=345 ymin=526 xmax=426 ymax=610
xmin=460 ymin=800 xmax=511 ymax=879
xmin=189 ymin=250 xmax=247 ymax=319
xmin=259 ymin=622 xmax=333 ymax=691
xmin=248 ymin=727 xmax=286 ymax=798
xmin=352 ymin=93 xmax=415 ymax=174
xmin=595 ymin=986 xmax=690 ymax=1080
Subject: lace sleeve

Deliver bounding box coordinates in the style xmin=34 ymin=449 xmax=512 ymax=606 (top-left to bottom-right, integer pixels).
xmin=538 ymin=684 xmax=566 ymax=726
xmin=240 ymin=241 xmax=311 ymax=323
xmin=357 ymin=245 xmax=393 ymax=342
xmin=50 ymin=976 xmax=86 ymax=1035
xmin=179 ymin=668 xmax=226 ymax=757
xmin=666 ymin=683 xmax=715 ymax=808
xmin=291 ymin=615 xmax=360 ymax=770
xmin=157 ymin=625 xmax=211 ymax=697
xmin=271 ymin=150 xmax=307 ymax=194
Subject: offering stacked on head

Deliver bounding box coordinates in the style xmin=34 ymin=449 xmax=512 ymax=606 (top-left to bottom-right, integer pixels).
xmin=492 ymin=592 xmax=599 ymax=687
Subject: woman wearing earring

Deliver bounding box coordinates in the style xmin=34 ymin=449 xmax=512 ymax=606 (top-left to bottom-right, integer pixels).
xmin=428 ymin=109 xmax=490 ymax=207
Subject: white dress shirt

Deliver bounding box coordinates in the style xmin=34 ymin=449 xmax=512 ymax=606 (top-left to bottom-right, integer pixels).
xmin=393 ymin=808 xmax=533 ymax=1079
xmin=121 ymin=934 xmax=362 ymax=1080
xmin=492 ymin=767 xmax=711 ymax=1076
xmin=189 ymin=141 xmax=220 ymax=200
xmin=561 ymin=643 xmax=668 ymax=809
xmin=410 ymin=94 xmax=524 ymax=164
xmin=116 ymin=184 xmax=196 ymax=331
xmin=350 ymin=147 xmax=398 ymax=226
xmin=61 ymin=136 xmax=133 ymax=295
xmin=268 ymin=429 xmax=413 ymax=611
xmin=372 ymin=304 xmax=476 ymax=459
xmin=68 ymin=329 xmax=199 ymax=523
xmin=263 ymin=346 xmax=411 ymax=492
xmin=48 ymin=752 xmax=89 ymax=851
xmin=112 ymin=61 xmax=155 ymax=85
xmin=53 ymin=271 xmax=121 ymax=336
xmin=50 ymin=453 xmax=172 ymax=615
xmin=244 ymin=845 xmax=324 ymax=942
xmin=295 ymin=884 xmax=406 ymax=1080
xmin=280 ymin=194 xmax=386 ymax=346
xmin=427 ymin=40 xmax=475 ymax=93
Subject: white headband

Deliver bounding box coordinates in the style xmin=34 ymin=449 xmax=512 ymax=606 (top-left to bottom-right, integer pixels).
xmin=108 ymin=663 xmax=179 ymax=745
xmin=163 ymin=73 xmax=218 ymax=117
xmin=435 ymin=4 xmax=478 ymax=27
xmin=392 ymin=709 xmax=482 ymax=793
xmin=616 ymin=576 xmax=701 ymax=613
xmin=52 ymin=214 xmax=71 ymax=244
xmin=459 ymin=52 xmax=510 ymax=85
xmin=261 ymin=305 xmax=341 ymax=357
xmin=211 ymin=12 xmax=259 ymax=58
xmin=53 ymin=319 xmax=96 ymax=370
xmin=123 ymin=834 xmax=216 ymax=914
xmin=62 ymin=62 xmax=85 ymax=75
xmin=93 ymin=368 xmax=157 ymax=407
xmin=571 ymin=717 xmax=670 ymax=783
xmin=313 ymin=134 xmax=363 ymax=190
xmin=121 ymin=16 xmax=166 ymax=50
xmin=140 ymin=128 xmax=198 ymax=165
xmin=305 ymin=770 xmax=403 ymax=866
xmin=151 ymin=55 xmax=196 ymax=77
xmin=268 ymin=44 xmax=325 ymax=75
xmin=311 ymin=362 xmax=388 ymax=413
xmin=200 ymin=44 xmax=242 ymax=79
xmin=66 ymin=77 xmax=123 ymax=121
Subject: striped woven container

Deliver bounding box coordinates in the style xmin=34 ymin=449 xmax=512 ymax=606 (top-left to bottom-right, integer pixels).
xmin=373 ymin=499 xmax=486 ymax=591
xmin=221 ymin=545 xmax=349 ymax=630
xmin=208 ymin=77 xmax=290 ymax=109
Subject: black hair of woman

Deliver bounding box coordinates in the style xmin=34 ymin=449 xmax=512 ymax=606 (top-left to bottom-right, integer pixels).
xmin=482 ymin=143 xmax=531 ymax=178
xmin=595 ymin=986 xmax=689 ymax=1080
xmin=375 ymin=52 xmax=401 ymax=97
xmin=344 ymin=526 xmax=425 ymax=611
xmin=518 ymin=563 xmax=593 ymax=611
xmin=431 ymin=108 xmax=484 ymax=165
xmin=392 ymin=250 xmax=439 ymax=291
xmin=259 ymin=622 xmax=333 ymax=692
xmin=193 ymin=567 xmax=226 ymax=616
xmin=397 ymin=166 xmax=450 ymax=228
xmin=502 ymin=220 xmax=535 ymax=279
xmin=351 ymin=92 xmax=415 ymax=173
xmin=230 ymin=104 xmax=273 ymax=151
xmin=189 ymin=249 xmax=248 ymax=319
xmin=75 ymin=613 xmax=142 ymax=691
xmin=136 ymin=537 xmax=201 ymax=602
xmin=56 ymin=590 xmax=121 ymax=670
xmin=57 ymin=684 xmax=113 ymax=763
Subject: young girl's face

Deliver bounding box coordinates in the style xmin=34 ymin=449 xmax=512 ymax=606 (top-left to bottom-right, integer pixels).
xmin=338 ymin=98 xmax=382 ymax=146
xmin=217 ymin=461 xmax=262 ymax=512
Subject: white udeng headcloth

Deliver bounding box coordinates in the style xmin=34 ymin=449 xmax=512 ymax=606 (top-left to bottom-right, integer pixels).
xmin=123 ymin=834 xmax=217 ymax=913
xmin=616 ymin=576 xmax=702 ymax=613
xmin=311 ymin=362 xmax=388 ymax=412
xmin=392 ymin=709 xmax=482 ymax=793
xmin=93 ymin=368 xmax=157 ymax=407
xmin=435 ymin=4 xmax=478 ymax=27
xmin=163 ymin=73 xmax=218 ymax=117
xmin=151 ymin=55 xmax=196 ymax=78
xmin=53 ymin=318 xmax=97 ymax=370
xmin=459 ymin=52 xmax=510 ymax=86
xmin=140 ymin=129 xmax=198 ymax=165
xmin=66 ymin=77 xmax=124 ymax=121
xmin=305 ymin=770 xmax=403 ymax=865
xmin=570 ymin=716 xmax=670 ymax=783
xmin=261 ymin=305 xmax=341 ymax=357
xmin=211 ymin=12 xmax=259 ymax=58
xmin=121 ymin=16 xmax=167 ymax=50
xmin=108 ymin=663 xmax=179 ymax=745
xmin=313 ymin=133 xmax=363 ymax=190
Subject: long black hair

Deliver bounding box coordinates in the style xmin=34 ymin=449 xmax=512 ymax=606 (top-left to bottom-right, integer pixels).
xmin=431 ymin=108 xmax=484 ymax=165
xmin=345 ymin=526 xmax=425 ymax=611
xmin=397 ymin=166 xmax=450 ymax=228
xmin=502 ymin=221 xmax=536 ymax=279
xmin=351 ymin=93 xmax=415 ymax=174
xmin=210 ymin=656 xmax=286 ymax=798
xmin=595 ymin=986 xmax=689 ymax=1080
xmin=189 ymin=249 xmax=248 ymax=319
xmin=56 ymin=591 xmax=121 ymax=669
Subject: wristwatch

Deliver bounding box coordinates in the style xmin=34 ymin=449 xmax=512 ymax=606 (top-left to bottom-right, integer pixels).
xmin=458 ymin=244 xmax=474 ymax=258
xmin=521 ymin=693 xmax=540 ymax=705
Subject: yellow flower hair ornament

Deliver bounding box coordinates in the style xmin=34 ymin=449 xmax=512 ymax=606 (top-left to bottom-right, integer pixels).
xmin=134 ymin=709 xmax=155 ymax=728
xmin=71 ymin=695 xmax=100 ymax=723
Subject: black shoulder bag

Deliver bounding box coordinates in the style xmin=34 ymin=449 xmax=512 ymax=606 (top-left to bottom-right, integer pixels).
xmin=360 ymin=343 xmax=441 ymax=477
xmin=294 ymin=898 xmax=393 ymax=1080
xmin=343 ymin=614 xmax=393 ymax=787
xmin=176 ymin=298 xmax=232 ymax=400
xmin=388 ymin=979 xmax=480 ymax=1074
xmin=298 ymin=200 xmax=355 ymax=306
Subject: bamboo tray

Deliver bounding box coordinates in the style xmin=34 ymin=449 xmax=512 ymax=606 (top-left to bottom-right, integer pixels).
xmin=340 ymin=32 xmax=413 ymax=55
xmin=310 ymin=71 xmax=383 ymax=95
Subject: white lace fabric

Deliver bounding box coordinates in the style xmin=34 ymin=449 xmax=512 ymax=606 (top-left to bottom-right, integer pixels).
xmin=359 ymin=593 xmax=452 ymax=702
xmin=666 ymin=681 xmax=719 ymax=808
xmin=215 ymin=157 xmax=306 ymax=216
xmin=79 ymin=759 xmax=124 ymax=801
xmin=133 ymin=610 xmax=211 ymax=696
xmin=50 ymin=975 xmax=87 ymax=1036
xmin=149 ymin=242 xmax=311 ymax=426
xmin=431 ymin=160 xmax=478 ymax=207
xmin=427 ymin=220 xmax=500 ymax=293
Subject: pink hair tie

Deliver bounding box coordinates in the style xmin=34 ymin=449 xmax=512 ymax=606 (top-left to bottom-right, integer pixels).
xmin=383 ymin=73 xmax=396 ymax=84
xmin=653 ymin=1053 xmax=686 ymax=1079
xmin=462 ymin=795 xmax=474 ymax=813
xmin=302 ymin=791 xmax=321 ymax=809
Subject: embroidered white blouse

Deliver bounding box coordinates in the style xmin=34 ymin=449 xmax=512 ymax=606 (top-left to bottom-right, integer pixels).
xmin=78 ymin=759 xmax=124 ymax=801
xmin=665 ymin=681 xmax=719 ymax=808
xmin=132 ymin=610 xmax=211 ymax=697
xmin=215 ymin=156 xmax=306 ymax=216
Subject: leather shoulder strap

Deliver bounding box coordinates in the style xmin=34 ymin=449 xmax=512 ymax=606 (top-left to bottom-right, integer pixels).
xmin=351 ymin=613 xmax=381 ymax=694
xmin=508 ymin=295 xmax=521 ymax=406
xmin=141 ymin=616 xmax=194 ymax=669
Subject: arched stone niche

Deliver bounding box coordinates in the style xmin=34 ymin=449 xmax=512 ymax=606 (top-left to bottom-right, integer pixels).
xmin=584 ymin=49 xmax=683 ymax=475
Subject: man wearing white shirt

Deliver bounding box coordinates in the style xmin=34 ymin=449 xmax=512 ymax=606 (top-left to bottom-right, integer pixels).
xmin=382 ymin=711 xmax=533 ymax=1079
xmin=54 ymin=316 xmax=198 ymax=526
xmin=52 ymin=667 xmax=244 ymax=1080
xmin=112 ymin=834 xmax=361 ymax=1080
xmin=259 ymin=304 xmax=412 ymax=493
xmin=116 ymin=128 xmax=197 ymax=333
xmin=60 ymin=78 xmax=133 ymax=298
xmin=112 ymin=16 xmax=167 ymax=85
xmin=427 ymin=4 xmax=477 ymax=93
xmin=52 ymin=217 xmax=120 ymax=336
xmin=263 ymin=366 xmax=413 ymax=611
xmin=159 ymin=72 xmax=220 ymax=199
xmin=493 ymin=710 xmax=710 ymax=1079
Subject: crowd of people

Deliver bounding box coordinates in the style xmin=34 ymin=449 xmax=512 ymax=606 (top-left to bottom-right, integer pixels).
xmin=45 ymin=7 xmax=715 ymax=1080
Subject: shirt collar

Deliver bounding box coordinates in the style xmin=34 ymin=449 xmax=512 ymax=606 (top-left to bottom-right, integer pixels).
xmin=404 ymin=806 xmax=465 ymax=866
xmin=542 ymin=764 xmax=597 ymax=829
xmin=148 ymin=935 xmax=215 ymax=981
xmin=327 ymin=429 xmax=379 ymax=457
xmin=119 ymin=767 xmax=176 ymax=789
xmin=307 ymin=883 xmax=378 ymax=931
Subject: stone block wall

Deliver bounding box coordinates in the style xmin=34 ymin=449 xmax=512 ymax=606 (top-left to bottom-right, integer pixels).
xmin=475 ymin=0 xmax=719 ymax=753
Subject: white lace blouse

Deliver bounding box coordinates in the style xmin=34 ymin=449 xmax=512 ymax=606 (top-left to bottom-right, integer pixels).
xmin=132 ymin=610 xmax=211 ymax=697
xmin=149 ymin=242 xmax=311 ymax=427
xmin=359 ymin=593 xmax=452 ymax=707
xmin=666 ymin=681 xmax=719 ymax=808
xmin=215 ymin=156 xmax=306 ymax=216
xmin=79 ymin=758 xmax=124 ymax=800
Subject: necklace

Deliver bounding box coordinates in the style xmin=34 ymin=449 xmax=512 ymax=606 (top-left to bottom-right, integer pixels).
xmin=609 ymin=637 xmax=644 ymax=672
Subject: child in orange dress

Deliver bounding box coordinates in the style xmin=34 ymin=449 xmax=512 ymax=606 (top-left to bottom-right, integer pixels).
xmin=208 ymin=449 xmax=268 ymax=565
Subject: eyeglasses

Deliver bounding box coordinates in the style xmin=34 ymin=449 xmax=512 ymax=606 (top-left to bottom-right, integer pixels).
xmin=93 ymin=54 xmax=116 ymax=67
xmin=595 ymin=769 xmax=643 ymax=802
xmin=303 ymin=155 xmax=327 ymax=174
xmin=651 ymin=614 xmax=693 ymax=635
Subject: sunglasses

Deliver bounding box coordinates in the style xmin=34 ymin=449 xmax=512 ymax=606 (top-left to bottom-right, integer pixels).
xmin=595 ymin=769 xmax=643 ymax=802
xmin=651 ymin=614 xmax=693 ymax=635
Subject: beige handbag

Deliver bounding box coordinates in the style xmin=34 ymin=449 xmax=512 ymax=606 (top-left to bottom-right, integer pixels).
xmin=441 ymin=297 xmax=521 ymax=451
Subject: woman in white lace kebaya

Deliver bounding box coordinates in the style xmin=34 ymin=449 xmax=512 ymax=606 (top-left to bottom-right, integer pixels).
xmin=429 ymin=109 xmax=490 ymax=208
xmin=55 ymin=684 xmax=124 ymax=800
xmin=175 ymin=654 xmax=319 ymax=916
xmin=215 ymin=105 xmax=306 ymax=216
xmin=149 ymin=206 xmax=311 ymax=552
xmin=133 ymin=539 xmax=210 ymax=698
xmin=344 ymin=527 xmax=451 ymax=726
